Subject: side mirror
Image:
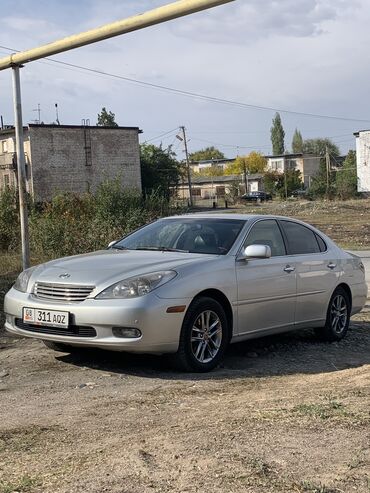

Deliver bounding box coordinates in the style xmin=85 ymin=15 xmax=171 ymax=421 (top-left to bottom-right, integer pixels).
xmin=108 ymin=240 xmax=118 ymax=248
xmin=241 ymin=244 xmax=272 ymax=259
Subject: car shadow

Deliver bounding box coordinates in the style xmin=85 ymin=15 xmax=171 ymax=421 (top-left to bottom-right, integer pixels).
xmin=56 ymin=319 xmax=370 ymax=381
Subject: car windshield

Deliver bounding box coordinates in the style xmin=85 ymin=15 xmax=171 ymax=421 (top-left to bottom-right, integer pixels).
xmin=113 ymin=218 xmax=246 ymax=255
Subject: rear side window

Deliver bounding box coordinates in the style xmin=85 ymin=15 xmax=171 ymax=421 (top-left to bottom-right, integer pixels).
xmin=315 ymin=233 xmax=327 ymax=252
xmin=244 ymin=219 xmax=286 ymax=256
xmin=280 ymin=220 xmax=320 ymax=255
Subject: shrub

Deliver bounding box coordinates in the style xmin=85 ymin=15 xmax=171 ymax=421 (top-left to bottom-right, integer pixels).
xmin=0 ymin=187 xmax=20 ymax=251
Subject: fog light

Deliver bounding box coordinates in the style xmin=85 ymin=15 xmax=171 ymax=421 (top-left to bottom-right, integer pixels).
xmin=112 ymin=327 xmax=142 ymax=338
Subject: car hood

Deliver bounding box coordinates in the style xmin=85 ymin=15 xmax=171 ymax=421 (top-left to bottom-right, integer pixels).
xmin=31 ymin=249 xmax=218 ymax=289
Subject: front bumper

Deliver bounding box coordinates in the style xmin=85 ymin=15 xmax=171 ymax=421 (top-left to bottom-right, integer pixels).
xmin=4 ymin=287 xmax=189 ymax=354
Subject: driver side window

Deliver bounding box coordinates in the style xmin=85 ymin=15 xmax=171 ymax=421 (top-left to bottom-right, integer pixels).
xmin=244 ymin=219 xmax=286 ymax=257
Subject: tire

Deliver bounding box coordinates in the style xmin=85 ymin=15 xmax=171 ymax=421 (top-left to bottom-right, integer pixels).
xmin=42 ymin=340 xmax=80 ymax=353
xmin=171 ymin=296 xmax=229 ymax=372
xmin=315 ymin=287 xmax=351 ymax=342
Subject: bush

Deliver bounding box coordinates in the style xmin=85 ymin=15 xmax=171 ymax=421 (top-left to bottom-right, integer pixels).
xmin=7 ymin=180 xmax=177 ymax=259
xmin=0 ymin=187 xmax=20 ymax=251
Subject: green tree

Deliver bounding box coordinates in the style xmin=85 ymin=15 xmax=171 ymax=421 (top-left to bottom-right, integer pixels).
xmin=336 ymin=150 xmax=358 ymax=200
xmin=97 ymin=107 xmax=118 ymax=127
xmin=270 ymin=112 xmax=285 ymax=155
xmin=276 ymin=170 xmax=303 ymax=198
xmin=189 ymin=146 xmax=225 ymax=162
xmin=140 ymin=144 xmax=183 ymax=199
xmin=263 ymin=171 xmax=280 ymax=196
xmin=302 ymin=138 xmax=339 ymax=156
xmin=309 ymin=160 xmax=337 ymax=199
xmin=292 ymin=128 xmax=303 ymax=153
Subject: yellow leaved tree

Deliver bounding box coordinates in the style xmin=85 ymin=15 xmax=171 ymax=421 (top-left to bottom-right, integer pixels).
xmin=225 ymin=151 xmax=267 ymax=175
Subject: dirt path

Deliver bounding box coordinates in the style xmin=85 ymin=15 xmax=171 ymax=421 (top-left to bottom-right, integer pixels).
xmin=0 ymin=310 xmax=370 ymax=493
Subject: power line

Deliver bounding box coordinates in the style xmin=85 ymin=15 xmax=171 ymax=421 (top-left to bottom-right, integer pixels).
xmin=142 ymin=127 xmax=179 ymax=143
xmin=1 ymin=44 xmax=370 ymax=123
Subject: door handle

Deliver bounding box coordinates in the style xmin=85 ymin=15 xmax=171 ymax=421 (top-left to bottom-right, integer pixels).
xmin=284 ymin=265 xmax=295 ymax=273
xmin=327 ymin=262 xmax=336 ymax=270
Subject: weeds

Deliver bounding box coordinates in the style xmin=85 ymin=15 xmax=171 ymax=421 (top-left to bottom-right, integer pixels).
xmin=0 ymin=475 xmax=41 ymax=493
xmin=299 ymin=480 xmax=340 ymax=493
xmin=293 ymin=399 xmax=347 ymax=420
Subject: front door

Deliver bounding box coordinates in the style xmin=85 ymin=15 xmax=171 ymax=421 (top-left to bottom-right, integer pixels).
xmin=236 ymin=219 xmax=296 ymax=335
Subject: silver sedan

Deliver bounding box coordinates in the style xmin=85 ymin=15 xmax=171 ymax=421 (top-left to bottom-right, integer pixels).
xmin=4 ymin=214 xmax=368 ymax=372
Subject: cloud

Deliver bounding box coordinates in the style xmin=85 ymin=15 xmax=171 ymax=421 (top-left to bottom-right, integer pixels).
xmin=171 ymin=0 xmax=357 ymax=44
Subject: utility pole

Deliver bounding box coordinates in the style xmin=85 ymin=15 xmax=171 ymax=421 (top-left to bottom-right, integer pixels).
xmin=325 ymin=146 xmax=330 ymax=198
xmin=284 ymin=160 xmax=288 ymax=200
xmin=12 ymin=65 xmax=30 ymax=270
xmin=180 ymin=126 xmax=193 ymax=207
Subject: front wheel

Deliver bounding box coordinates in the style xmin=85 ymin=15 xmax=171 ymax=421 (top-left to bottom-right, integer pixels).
xmin=315 ymin=287 xmax=351 ymax=342
xmin=171 ymin=297 xmax=229 ymax=372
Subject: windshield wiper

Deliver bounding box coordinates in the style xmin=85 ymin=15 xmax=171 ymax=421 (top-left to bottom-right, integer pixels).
xmin=135 ymin=246 xmax=189 ymax=252
xmin=111 ymin=245 xmax=129 ymax=250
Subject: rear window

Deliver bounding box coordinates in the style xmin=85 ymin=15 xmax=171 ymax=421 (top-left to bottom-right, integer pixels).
xmin=280 ymin=220 xmax=320 ymax=255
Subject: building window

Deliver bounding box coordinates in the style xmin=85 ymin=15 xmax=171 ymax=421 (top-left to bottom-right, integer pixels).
xmin=286 ymin=159 xmax=297 ymax=170
xmin=1 ymin=141 xmax=8 ymax=153
xmin=270 ymin=160 xmax=283 ymax=171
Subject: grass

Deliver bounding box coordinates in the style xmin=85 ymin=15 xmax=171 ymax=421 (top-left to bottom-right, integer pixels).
xmin=293 ymin=400 xmax=347 ymax=420
xmin=299 ymin=480 xmax=341 ymax=493
xmin=0 ymin=476 xmax=41 ymax=493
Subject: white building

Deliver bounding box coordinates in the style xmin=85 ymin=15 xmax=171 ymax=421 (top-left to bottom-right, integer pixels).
xmin=354 ymin=130 xmax=370 ymax=193
xmin=265 ymin=153 xmax=321 ymax=189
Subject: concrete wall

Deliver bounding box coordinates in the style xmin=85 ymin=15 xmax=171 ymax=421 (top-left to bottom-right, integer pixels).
xmin=356 ymin=131 xmax=370 ymax=192
xmin=29 ymin=125 xmax=141 ymax=201
xmin=301 ymin=156 xmax=321 ymax=188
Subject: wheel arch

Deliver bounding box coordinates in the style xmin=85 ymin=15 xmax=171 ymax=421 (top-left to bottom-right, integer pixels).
xmin=191 ymin=289 xmax=233 ymax=340
xmin=334 ymin=283 xmax=352 ymax=310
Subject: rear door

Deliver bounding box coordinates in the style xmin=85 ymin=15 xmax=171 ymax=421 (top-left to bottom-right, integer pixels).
xmin=279 ymin=220 xmax=338 ymax=325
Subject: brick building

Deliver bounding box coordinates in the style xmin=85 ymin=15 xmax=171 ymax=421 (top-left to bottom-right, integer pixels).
xmin=0 ymin=124 xmax=142 ymax=200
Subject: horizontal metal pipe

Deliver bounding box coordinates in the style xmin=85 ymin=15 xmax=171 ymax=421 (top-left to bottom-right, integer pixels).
xmin=0 ymin=0 xmax=234 ymax=71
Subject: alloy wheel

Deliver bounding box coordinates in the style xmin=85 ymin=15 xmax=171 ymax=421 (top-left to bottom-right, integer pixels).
xmin=191 ymin=310 xmax=222 ymax=363
xmin=330 ymin=294 xmax=348 ymax=334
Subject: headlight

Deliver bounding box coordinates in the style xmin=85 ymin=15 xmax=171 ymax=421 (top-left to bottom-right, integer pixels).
xmin=13 ymin=266 xmax=37 ymax=293
xmin=96 ymin=270 xmax=177 ymax=299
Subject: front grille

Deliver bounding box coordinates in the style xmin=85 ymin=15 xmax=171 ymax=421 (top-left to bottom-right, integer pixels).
xmin=15 ymin=319 xmax=97 ymax=338
xmin=33 ymin=282 xmax=95 ymax=302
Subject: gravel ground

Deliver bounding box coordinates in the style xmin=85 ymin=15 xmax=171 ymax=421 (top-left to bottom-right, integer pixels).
xmin=0 ymin=307 xmax=369 ymax=493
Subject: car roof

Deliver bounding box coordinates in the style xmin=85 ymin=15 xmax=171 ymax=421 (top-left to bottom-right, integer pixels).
xmin=164 ymin=213 xmax=297 ymax=222
xmin=161 ymin=213 xmax=336 ymax=246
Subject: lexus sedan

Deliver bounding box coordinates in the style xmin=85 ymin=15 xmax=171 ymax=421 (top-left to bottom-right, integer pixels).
xmin=4 ymin=214 xmax=367 ymax=372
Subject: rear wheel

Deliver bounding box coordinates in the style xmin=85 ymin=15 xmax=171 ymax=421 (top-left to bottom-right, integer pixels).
xmin=315 ymin=287 xmax=350 ymax=342
xmin=171 ymin=297 xmax=229 ymax=372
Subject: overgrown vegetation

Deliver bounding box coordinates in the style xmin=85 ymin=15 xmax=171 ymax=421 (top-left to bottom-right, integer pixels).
xmin=0 ymin=180 xmax=181 ymax=260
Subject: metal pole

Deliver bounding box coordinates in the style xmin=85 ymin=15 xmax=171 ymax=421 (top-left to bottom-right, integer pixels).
xmin=12 ymin=65 xmax=30 ymax=270
xmin=181 ymin=126 xmax=193 ymax=207
xmin=0 ymin=0 xmax=235 ymax=71
xmin=325 ymin=146 xmax=330 ymax=198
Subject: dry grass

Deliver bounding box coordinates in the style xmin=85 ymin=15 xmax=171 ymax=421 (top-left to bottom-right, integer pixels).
xmin=237 ymin=198 xmax=370 ymax=249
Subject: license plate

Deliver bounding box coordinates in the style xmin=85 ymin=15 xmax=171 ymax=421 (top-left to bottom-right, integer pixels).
xmin=23 ymin=307 xmax=69 ymax=328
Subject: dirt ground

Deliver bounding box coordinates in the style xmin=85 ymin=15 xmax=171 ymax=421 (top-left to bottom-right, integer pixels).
xmin=0 ymin=307 xmax=369 ymax=493
xmin=1 ymin=198 xmax=370 ymax=493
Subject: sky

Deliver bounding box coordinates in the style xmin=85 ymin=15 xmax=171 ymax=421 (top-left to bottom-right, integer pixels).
xmin=1 ymin=0 xmax=370 ymax=158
